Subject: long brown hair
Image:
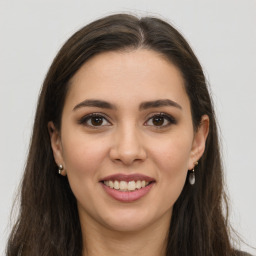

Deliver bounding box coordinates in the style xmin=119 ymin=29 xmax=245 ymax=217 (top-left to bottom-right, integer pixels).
xmin=7 ymin=13 xmax=235 ymax=256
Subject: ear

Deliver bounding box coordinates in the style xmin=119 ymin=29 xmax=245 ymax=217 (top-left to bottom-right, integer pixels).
xmin=48 ymin=121 xmax=67 ymax=176
xmin=188 ymin=115 xmax=209 ymax=170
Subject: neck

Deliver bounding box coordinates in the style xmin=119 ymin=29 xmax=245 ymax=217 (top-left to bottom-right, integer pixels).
xmin=80 ymin=212 xmax=171 ymax=256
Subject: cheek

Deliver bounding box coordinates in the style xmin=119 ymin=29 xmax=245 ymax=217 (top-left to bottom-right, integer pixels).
xmin=60 ymin=133 xmax=110 ymax=208
xmin=61 ymin=132 xmax=109 ymax=179
xmin=149 ymin=134 xmax=192 ymax=202
xmin=151 ymin=133 xmax=193 ymax=173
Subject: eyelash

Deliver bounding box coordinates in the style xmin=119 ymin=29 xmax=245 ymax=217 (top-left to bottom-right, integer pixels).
xmin=145 ymin=113 xmax=177 ymax=128
xmin=78 ymin=112 xmax=176 ymax=128
xmin=78 ymin=113 xmax=111 ymax=128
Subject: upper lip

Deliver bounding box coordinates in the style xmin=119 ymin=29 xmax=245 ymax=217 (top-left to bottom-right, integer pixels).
xmin=100 ymin=173 xmax=155 ymax=182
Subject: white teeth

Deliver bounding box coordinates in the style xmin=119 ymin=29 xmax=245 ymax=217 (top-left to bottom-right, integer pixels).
xmin=128 ymin=181 xmax=136 ymax=191
xmin=120 ymin=181 xmax=128 ymax=191
xmin=104 ymin=180 xmax=150 ymax=191
xmin=136 ymin=180 xmax=142 ymax=189
xmin=114 ymin=180 xmax=119 ymax=190
xmin=109 ymin=180 xmax=114 ymax=188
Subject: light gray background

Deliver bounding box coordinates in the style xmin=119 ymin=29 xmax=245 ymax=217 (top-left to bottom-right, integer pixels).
xmin=0 ymin=0 xmax=255 ymax=255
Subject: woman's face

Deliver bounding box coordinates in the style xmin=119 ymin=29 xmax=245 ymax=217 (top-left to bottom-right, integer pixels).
xmin=49 ymin=49 xmax=208 ymax=232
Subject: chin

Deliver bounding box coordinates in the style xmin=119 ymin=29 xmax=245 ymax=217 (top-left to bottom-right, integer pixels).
xmin=103 ymin=217 xmax=151 ymax=233
xmin=98 ymin=207 xmax=169 ymax=233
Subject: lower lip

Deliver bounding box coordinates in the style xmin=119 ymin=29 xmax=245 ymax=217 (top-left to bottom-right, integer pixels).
xmin=101 ymin=182 xmax=155 ymax=202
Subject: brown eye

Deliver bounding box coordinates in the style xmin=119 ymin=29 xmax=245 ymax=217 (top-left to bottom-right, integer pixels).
xmin=79 ymin=114 xmax=111 ymax=127
xmin=152 ymin=116 xmax=164 ymax=126
xmin=91 ymin=116 xmax=104 ymax=126
xmin=145 ymin=113 xmax=177 ymax=128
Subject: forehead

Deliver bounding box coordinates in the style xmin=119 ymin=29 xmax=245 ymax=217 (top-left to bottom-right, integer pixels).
xmin=65 ymin=49 xmax=190 ymax=111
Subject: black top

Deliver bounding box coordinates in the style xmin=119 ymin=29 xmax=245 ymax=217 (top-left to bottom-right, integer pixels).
xmin=235 ymin=251 xmax=254 ymax=256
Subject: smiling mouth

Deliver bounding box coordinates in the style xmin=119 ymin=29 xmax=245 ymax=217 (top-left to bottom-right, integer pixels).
xmin=100 ymin=173 xmax=155 ymax=192
xmin=103 ymin=180 xmax=153 ymax=192
xmin=100 ymin=174 xmax=155 ymax=202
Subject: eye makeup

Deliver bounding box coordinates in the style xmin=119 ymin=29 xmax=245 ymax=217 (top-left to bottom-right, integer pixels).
xmin=78 ymin=113 xmax=112 ymax=127
xmin=144 ymin=112 xmax=177 ymax=128
xmin=78 ymin=112 xmax=177 ymax=130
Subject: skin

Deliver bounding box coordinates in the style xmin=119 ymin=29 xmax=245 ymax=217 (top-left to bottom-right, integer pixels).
xmin=49 ymin=49 xmax=209 ymax=256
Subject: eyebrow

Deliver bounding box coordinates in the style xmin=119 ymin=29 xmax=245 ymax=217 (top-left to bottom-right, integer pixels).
xmin=73 ymin=99 xmax=116 ymax=111
xmin=139 ymin=99 xmax=182 ymax=110
xmin=73 ymin=99 xmax=182 ymax=111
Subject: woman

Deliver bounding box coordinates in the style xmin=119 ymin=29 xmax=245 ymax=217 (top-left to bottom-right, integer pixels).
xmin=6 ymin=14 xmax=252 ymax=256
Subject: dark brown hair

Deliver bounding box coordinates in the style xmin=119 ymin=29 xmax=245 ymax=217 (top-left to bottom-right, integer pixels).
xmin=7 ymin=13 xmax=236 ymax=256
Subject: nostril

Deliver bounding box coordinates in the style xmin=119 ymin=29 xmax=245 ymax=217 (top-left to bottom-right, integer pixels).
xmin=109 ymin=136 xmax=147 ymax=165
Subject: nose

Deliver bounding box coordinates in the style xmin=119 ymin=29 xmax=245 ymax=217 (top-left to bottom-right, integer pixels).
xmin=109 ymin=125 xmax=147 ymax=166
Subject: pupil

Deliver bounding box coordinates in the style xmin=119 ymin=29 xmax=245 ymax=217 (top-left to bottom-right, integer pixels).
xmin=91 ymin=116 xmax=103 ymax=126
xmin=153 ymin=116 xmax=164 ymax=126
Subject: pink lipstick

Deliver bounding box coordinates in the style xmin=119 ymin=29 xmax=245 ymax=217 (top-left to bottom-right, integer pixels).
xmin=100 ymin=173 xmax=155 ymax=202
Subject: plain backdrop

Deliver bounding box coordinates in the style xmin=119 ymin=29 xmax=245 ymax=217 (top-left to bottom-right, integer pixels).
xmin=0 ymin=0 xmax=255 ymax=255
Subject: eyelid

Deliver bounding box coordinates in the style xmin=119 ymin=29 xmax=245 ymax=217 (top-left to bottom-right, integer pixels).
xmin=78 ymin=112 xmax=176 ymax=128
xmin=144 ymin=112 xmax=177 ymax=127
xmin=78 ymin=112 xmax=112 ymax=127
